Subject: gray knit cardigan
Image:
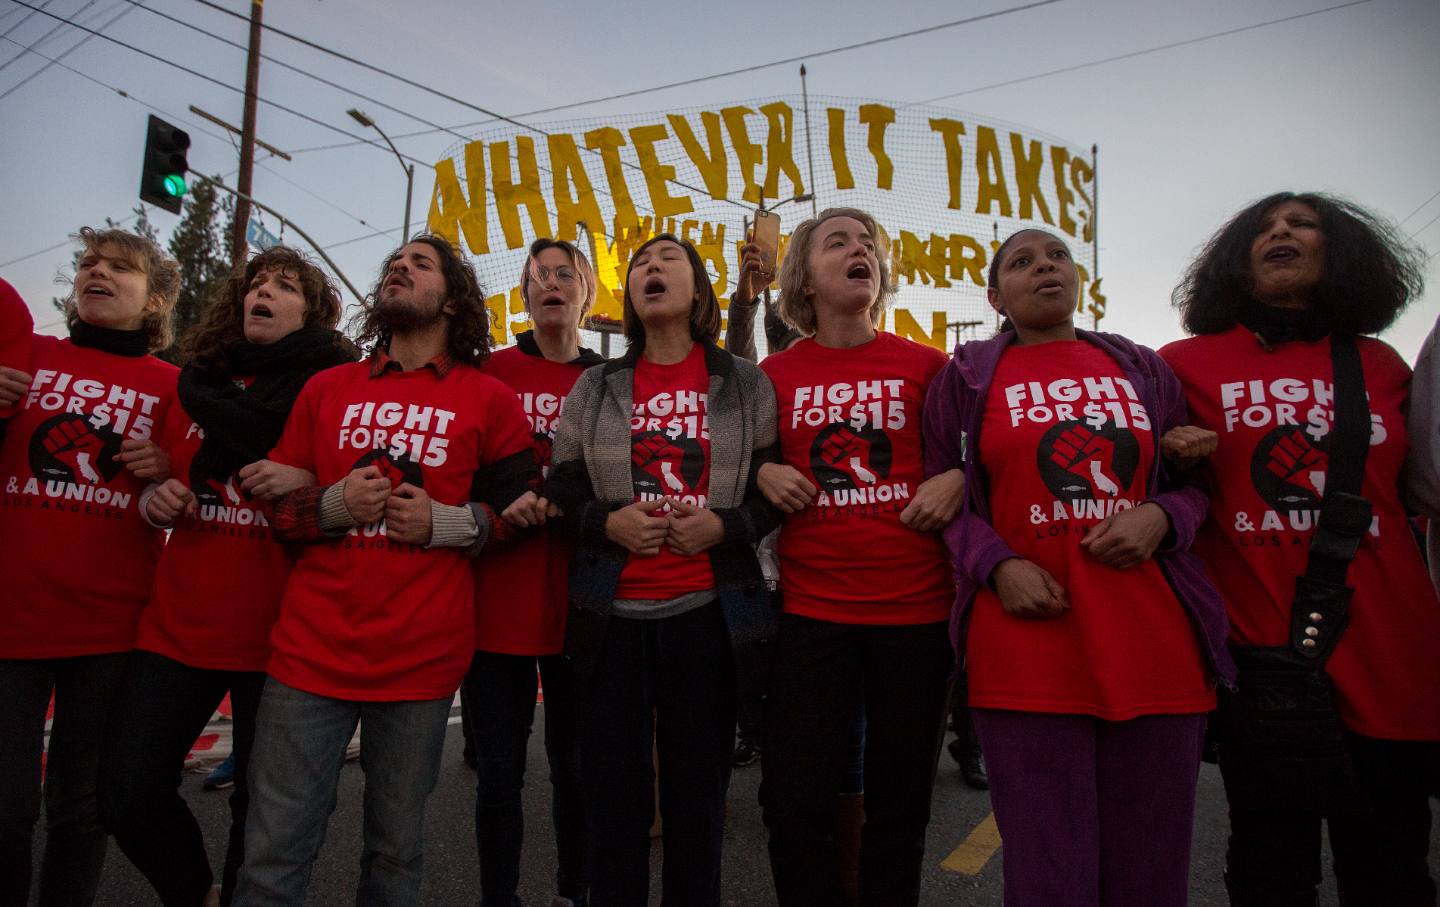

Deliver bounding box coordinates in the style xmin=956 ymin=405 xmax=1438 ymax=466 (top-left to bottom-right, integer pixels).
xmin=544 ymin=341 xmax=783 ymax=675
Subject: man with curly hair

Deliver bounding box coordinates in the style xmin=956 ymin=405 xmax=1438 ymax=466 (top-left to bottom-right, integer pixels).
xmin=233 ymin=236 xmax=537 ymax=907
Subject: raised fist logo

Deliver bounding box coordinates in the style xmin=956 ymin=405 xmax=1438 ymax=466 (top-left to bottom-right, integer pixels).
xmin=190 ymin=458 xmax=249 ymax=508
xmin=1048 ymin=423 xmax=1123 ymax=497
xmin=810 ymin=423 xmax=893 ymax=492
xmin=631 ymin=430 xmax=705 ymax=496
xmin=1037 ymin=421 xmax=1140 ymax=501
xmin=28 ymin=413 xmax=122 ymax=485
xmin=353 ymin=448 xmax=424 ymax=490
xmin=1251 ymin=425 xmax=1328 ymax=510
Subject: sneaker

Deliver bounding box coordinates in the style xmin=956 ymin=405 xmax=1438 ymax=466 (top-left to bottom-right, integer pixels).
xmin=732 ymin=740 xmax=761 ymax=767
xmin=948 ymin=738 xmax=988 ymax=790
xmin=203 ymin=753 xmax=236 ymax=790
xmin=551 ymin=896 xmax=587 ymax=907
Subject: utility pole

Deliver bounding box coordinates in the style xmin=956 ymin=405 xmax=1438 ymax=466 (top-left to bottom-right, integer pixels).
xmin=229 ymin=0 xmax=263 ymax=269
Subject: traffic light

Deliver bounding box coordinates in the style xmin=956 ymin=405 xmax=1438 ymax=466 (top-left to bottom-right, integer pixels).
xmin=140 ymin=115 xmax=190 ymax=214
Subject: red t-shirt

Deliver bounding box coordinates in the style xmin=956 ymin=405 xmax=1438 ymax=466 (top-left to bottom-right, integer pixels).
xmin=761 ymin=332 xmax=953 ymax=624
xmin=266 ymin=360 xmax=532 ymax=700
xmin=614 ymin=342 xmax=715 ymax=600
xmin=0 ymin=335 xmax=177 ymax=657
xmin=1162 ymin=327 xmax=1440 ymax=739
xmin=0 ymin=279 xmax=32 ymax=419
xmin=134 ymin=396 xmax=292 ymax=672
xmin=472 ymin=345 xmax=588 ymax=654
xmin=966 ymin=341 xmax=1214 ymax=720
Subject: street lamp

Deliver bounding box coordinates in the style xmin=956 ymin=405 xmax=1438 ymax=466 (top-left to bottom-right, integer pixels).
xmin=348 ymin=108 xmax=414 ymax=243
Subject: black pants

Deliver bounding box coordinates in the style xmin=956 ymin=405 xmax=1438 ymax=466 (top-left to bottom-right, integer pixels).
xmin=461 ymin=650 xmax=588 ymax=906
xmin=1220 ymin=729 xmax=1438 ymax=907
xmin=579 ymin=602 xmax=737 ymax=907
xmin=760 ymin=614 xmax=952 ymax=907
xmin=96 ymin=650 xmax=265 ymax=907
xmin=0 ymin=653 xmax=127 ymax=907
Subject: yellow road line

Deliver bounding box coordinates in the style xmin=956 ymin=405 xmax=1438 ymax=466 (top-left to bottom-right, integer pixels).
xmin=941 ymin=812 xmax=1002 ymax=875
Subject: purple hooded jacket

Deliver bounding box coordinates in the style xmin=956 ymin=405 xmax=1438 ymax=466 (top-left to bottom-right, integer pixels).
xmin=922 ymin=328 xmax=1238 ymax=689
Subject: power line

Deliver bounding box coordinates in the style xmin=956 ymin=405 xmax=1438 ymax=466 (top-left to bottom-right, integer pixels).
xmin=277 ymin=0 xmax=1065 ymax=156
xmin=0 ymin=0 xmax=100 ymax=76
xmin=0 ymin=0 xmax=139 ymax=102
xmin=1398 ymin=190 xmax=1440 ymax=228
xmin=7 ymin=0 xmax=436 ymax=169
xmin=1410 ymin=211 xmax=1440 ymax=240
xmin=908 ymin=0 xmax=1373 ymax=105
xmin=185 ymin=0 xmax=1063 ymax=202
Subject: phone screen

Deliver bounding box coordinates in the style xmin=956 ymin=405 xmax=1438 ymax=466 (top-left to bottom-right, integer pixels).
xmin=752 ymin=209 xmax=781 ymax=272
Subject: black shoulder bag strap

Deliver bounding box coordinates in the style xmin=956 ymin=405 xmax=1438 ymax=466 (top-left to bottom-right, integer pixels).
xmin=1290 ymin=333 xmax=1372 ymax=665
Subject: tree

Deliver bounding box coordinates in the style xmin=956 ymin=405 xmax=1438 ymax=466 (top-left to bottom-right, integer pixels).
xmin=161 ymin=176 xmax=235 ymax=364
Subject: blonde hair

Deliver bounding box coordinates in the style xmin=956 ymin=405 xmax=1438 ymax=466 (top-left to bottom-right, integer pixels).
xmin=518 ymin=238 xmax=597 ymax=318
xmin=65 ymin=226 xmax=181 ymax=352
xmin=777 ymin=207 xmax=895 ymax=336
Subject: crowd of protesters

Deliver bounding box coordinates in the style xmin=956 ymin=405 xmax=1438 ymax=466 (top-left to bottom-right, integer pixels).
xmin=0 ymin=187 xmax=1437 ymax=907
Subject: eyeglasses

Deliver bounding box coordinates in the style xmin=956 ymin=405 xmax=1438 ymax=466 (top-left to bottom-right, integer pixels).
xmin=529 ymin=264 xmax=578 ymax=285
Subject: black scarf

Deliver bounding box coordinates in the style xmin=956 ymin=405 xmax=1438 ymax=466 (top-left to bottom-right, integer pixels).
xmin=179 ymin=327 xmax=357 ymax=482
xmin=1239 ymin=303 xmax=1329 ymax=348
xmin=70 ymin=319 xmax=149 ymax=357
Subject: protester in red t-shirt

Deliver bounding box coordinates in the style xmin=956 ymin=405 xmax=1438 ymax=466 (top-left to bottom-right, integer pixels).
xmin=753 ymin=207 xmax=963 ymax=906
xmin=94 ymin=246 xmax=355 ymax=907
xmin=926 ymin=229 xmax=1233 ymax=906
xmin=1162 ymin=192 xmax=1440 ymax=905
xmin=230 ymin=236 xmax=535 ymax=907
xmin=463 ymin=238 xmax=602 ymax=907
xmin=537 ymin=234 xmax=779 ymax=904
xmin=0 ymin=228 xmax=180 ymax=907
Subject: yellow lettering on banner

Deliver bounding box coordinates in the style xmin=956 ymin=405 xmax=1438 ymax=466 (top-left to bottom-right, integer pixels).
xmin=587 ymin=225 xmax=625 ymax=322
xmin=894 ymin=308 xmax=948 ymax=351
xmin=929 ymin=118 xmax=966 ymax=210
xmin=427 ymin=142 xmax=488 ymax=255
xmin=975 ymin=127 xmax=1013 ymax=218
xmin=858 ymin=104 xmax=896 ymax=190
xmin=1010 ymin=134 xmax=1053 ymax=225
xmin=1087 ymin=275 xmax=1107 ymax=324
xmin=1069 ymin=155 xmax=1095 ymax=242
xmin=668 ymin=112 xmax=729 ymax=200
xmin=584 ymin=127 xmax=639 ymax=233
xmin=721 ymin=107 xmax=765 ymax=204
xmin=490 ymin=137 xmax=551 ymax=250
xmin=948 ymin=233 xmax=988 ymax=287
xmin=696 ymin=222 xmax=729 ymax=302
xmin=485 ymin=292 xmax=508 ymax=346
xmin=759 ymin=102 xmax=805 ymax=199
xmin=1050 ymin=146 xmax=1076 ymax=238
xmin=893 ymin=231 xmax=951 ymax=289
xmin=548 ymin=134 xmax=605 ymax=242
xmin=630 ymin=123 xmax=693 ymax=221
xmin=827 ymin=108 xmax=854 ymax=190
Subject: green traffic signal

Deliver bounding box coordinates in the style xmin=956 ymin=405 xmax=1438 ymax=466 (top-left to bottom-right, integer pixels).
xmin=140 ymin=115 xmax=191 ymax=214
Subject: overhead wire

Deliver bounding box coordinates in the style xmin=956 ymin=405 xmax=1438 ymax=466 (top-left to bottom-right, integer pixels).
xmin=907 ymin=0 xmax=1373 ymax=105
xmin=0 ymin=1 xmax=144 ymax=101
xmin=7 ymin=0 xmax=436 ymax=169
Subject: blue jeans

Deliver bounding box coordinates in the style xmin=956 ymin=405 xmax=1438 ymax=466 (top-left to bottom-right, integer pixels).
xmin=461 ymin=651 xmax=588 ymax=905
xmin=231 ymin=678 xmax=451 ymax=907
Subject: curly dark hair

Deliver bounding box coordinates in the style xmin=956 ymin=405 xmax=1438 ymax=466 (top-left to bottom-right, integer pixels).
xmin=1173 ymin=192 xmax=1425 ymax=337
xmin=351 ymin=233 xmax=492 ymax=365
xmin=183 ymin=246 xmax=343 ymax=372
xmin=622 ymin=233 xmax=721 ymax=349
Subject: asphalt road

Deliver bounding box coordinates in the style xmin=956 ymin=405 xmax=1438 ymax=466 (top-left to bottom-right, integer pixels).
xmin=38 ymin=705 xmax=1440 ymax=905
